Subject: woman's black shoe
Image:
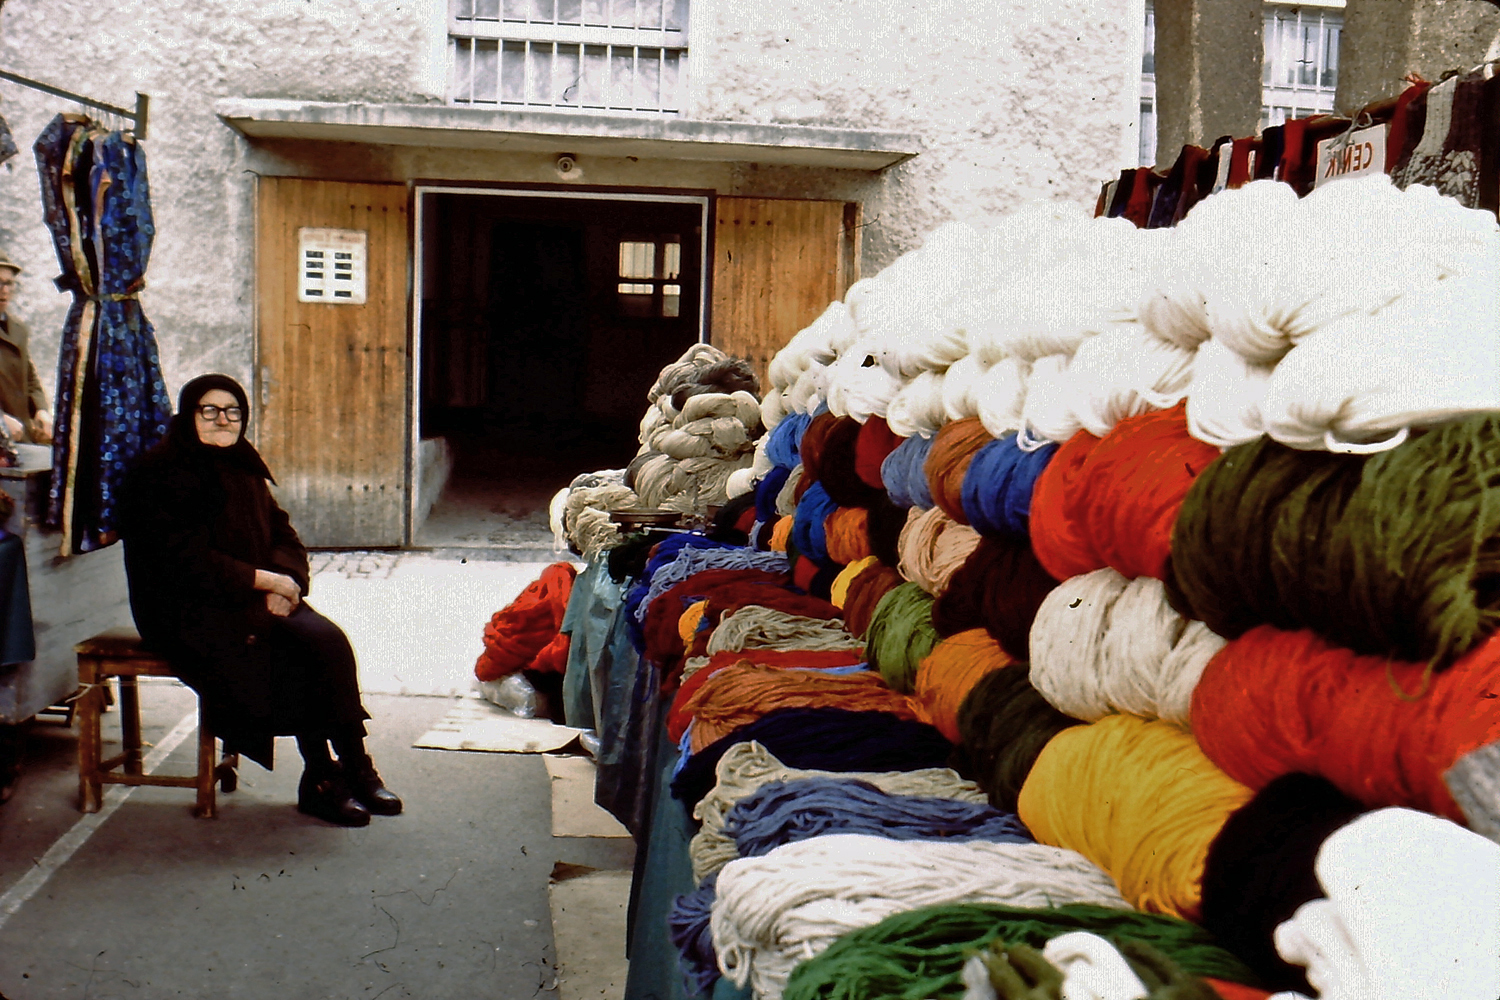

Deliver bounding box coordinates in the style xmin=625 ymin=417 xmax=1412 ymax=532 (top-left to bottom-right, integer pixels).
xmin=344 ymin=758 xmax=403 ymax=816
xmin=297 ymin=767 xmax=371 ymax=827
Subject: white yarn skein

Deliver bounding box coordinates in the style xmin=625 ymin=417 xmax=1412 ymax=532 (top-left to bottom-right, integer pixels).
xmin=1066 ymin=323 xmax=1195 ymax=438
xmin=1018 ymin=354 xmax=1083 ymax=448
xmin=1260 ymin=276 xmax=1500 ymax=453
xmin=974 ymin=357 xmax=1030 ymax=439
xmin=689 ymin=741 xmax=987 ymax=882
xmin=787 ymin=365 xmax=825 ymax=416
xmin=1184 ymin=338 xmax=1272 ymax=450
xmin=704 ymin=606 xmax=862 ymax=657
xmin=767 ymin=301 xmax=847 ymax=392
xmin=1029 ymin=569 xmax=1223 ymax=726
xmin=962 ymin=954 xmax=1000 ymax=1000
xmin=943 ymin=353 xmax=992 ymax=422
xmin=823 ymin=344 xmax=903 ymax=421
xmin=710 ymin=834 xmax=1132 ymax=999
xmin=1043 ymin=933 xmax=1150 ymax=1000
xmin=1272 ymin=808 xmax=1500 ymax=1000
xmin=885 ymin=370 xmax=951 ymax=438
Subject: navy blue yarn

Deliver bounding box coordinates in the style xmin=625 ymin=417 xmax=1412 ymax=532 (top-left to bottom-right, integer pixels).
xmin=754 ymin=465 xmax=792 ymax=525
xmin=670 ymin=706 xmax=955 ymax=807
xmin=725 ymin=776 xmax=1033 ymax=857
xmin=792 ymin=481 xmax=840 ymax=568
xmin=960 ymin=434 xmax=1059 ymax=538
xmin=881 ymin=434 xmax=935 ymax=509
xmin=623 ymin=534 xmax=737 ymax=650
xmin=765 ymin=412 xmax=813 ymax=470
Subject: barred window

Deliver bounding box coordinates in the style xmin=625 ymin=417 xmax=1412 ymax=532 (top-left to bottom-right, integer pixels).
xmin=449 ymin=0 xmax=688 ymax=113
xmin=1138 ymin=2 xmax=1343 ymax=166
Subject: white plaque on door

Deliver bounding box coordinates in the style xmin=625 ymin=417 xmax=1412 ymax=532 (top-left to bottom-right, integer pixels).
xmin=297 ymin=227 xmax=368 ymax=305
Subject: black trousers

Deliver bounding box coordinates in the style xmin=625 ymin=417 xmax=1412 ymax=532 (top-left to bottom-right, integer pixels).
xmin=267 ymin=602 xmax=370 ymax=740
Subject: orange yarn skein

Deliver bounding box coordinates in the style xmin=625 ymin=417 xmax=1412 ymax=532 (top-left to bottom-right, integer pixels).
xmin=923 ymin=417 xmax=993 ymax=525
xmin=914 ymin=629 xmax=1012 ymax=742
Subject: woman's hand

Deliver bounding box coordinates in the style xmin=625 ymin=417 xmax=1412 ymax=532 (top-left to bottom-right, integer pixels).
xmin=253 ymin=569 xmax=301 ymax=609
xmin=265 ymin=592 xmax=295 ymax=617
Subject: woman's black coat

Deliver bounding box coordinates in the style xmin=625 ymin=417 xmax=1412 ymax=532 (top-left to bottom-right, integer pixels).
xmin=117 ymin=377 xmax=324 ymax=767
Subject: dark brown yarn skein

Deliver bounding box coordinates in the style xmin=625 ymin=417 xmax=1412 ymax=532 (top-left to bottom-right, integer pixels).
xmin=955 ymin=665 xmax=1083 ymax=813
xmin=933 ymin=534 xmax=1060 ymax=660
xmin=815 ymin=416 xmax=887 ymax=509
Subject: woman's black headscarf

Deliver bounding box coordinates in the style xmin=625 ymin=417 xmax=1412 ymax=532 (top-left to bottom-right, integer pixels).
xmin=167 ymin=373 xmax=274 ymax=482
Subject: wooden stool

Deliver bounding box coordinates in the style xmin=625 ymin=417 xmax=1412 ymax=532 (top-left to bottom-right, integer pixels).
xmin=75 ymin=627 xmax=238 ymax=818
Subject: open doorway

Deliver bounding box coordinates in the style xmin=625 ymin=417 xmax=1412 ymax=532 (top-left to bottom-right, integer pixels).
xmin=411 ymin=188 xmax=709 ymax=551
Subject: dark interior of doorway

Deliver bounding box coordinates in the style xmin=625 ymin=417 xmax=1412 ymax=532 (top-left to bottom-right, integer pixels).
xmin=416 ymin=191 xmax=704 ymax=551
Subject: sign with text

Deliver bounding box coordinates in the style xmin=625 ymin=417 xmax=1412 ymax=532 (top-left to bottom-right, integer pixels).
xmin=1315 ymin=124 xmax=1388 ymax=189
xmin=297 ymin=227 xmax=367 ymax=305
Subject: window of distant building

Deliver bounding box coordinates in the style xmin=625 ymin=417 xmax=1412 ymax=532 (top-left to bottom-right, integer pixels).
xmin=449 ymin=0 xmax=688 ymax=113
xmin=617 ymin=239 xmax=682 ymax=317
xmin=1139 ymin=1 xmax=1343 ymax=166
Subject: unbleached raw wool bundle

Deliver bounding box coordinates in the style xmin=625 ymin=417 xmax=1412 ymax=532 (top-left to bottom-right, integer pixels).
xmin=1028 ymin=568 xmax=1225 ymax=727
xmin=897 ymin=505 xmax=983 ymax=598
xmin=561 ymin=483 xmax=641 ymax=558
xmin=651 ymin=343 xmax=761 ymax=407
xmin=689 ymin=741 xmax=987 ymax=882
xmin=775 ymin=465 xmax=803 ymax=517
xmin=705 ymin=605 xmax=861 ymax=657
xmin=885 ymin=370 xmax=951 ymax=439
xmin=711 ymin=833 xmax=1131 ymax=999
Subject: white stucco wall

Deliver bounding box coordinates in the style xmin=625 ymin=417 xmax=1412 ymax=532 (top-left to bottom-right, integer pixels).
xmin=0 ymin=0 xmax=1139 ymax=406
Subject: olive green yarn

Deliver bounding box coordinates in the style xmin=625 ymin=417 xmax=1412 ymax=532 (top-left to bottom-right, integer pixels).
xmin=1168 ymin=414 xmax=1500 ymax=667
xmin=955 ymin=665 xmax=1082 ymax=814
xmin=780 ymin=902 xmax=1261 ymax=1000
xmin=864 ymin=581 xmax=939 ymax=693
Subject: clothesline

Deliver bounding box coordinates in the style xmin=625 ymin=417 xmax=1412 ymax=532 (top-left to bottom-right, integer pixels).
xmin=0 ymin=68 xmax=149 ymax=139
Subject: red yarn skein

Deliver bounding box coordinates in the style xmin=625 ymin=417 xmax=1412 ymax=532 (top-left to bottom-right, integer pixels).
xmin=855 ymin=416 xmax=903 ymax=490
xmin=1080 ymin=405 xmax=1220 ymax=581
xmin=475 ymin=562 xmax=577 ymax=680
xmin=1029 ymin=429 xmax=1102 ymax=581
xmin=1191 ymin=624 xmax=1500 ymax=822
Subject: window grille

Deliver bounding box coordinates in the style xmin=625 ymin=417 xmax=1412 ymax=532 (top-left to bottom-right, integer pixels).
xmin=1137 ymin=3 xmax=1343 ymax=166
xmin=1261 ymin=6 xmax=1341 ymax=128
xmin=450 ymin=0 xmax=687 ymax=113
xmin=618 ymin=239 xmax=682 ymax=317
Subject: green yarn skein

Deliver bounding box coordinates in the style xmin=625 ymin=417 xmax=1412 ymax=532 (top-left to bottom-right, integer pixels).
xmin=781 ymin=902 xmax=1260 ymax=1000
xmin=864 ymin=581 xmax=939 ymax=694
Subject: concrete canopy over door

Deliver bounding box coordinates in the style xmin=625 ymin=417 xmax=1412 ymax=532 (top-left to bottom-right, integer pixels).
xmin=710 ymin=197 xmax=856 ymax=387
xmin=255 ymin=178 xmax=409 ymax=548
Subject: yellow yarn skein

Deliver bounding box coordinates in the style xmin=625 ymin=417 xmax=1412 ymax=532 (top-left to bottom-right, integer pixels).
xmin=679 ymin=599 xmax=710 ymax=644
xmin=1017 ymin=714 xmax=1252 ymax=921
xmin=831 ymin=556 xmax=879 ymax=609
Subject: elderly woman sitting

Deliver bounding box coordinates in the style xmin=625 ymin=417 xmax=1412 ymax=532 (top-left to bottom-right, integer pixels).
xmin=119 ymin=374 xmax=399 ymax=827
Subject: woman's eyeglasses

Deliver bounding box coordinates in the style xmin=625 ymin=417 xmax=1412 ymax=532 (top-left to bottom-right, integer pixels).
xmin=195 ymin=404 xmax=243 ymax=423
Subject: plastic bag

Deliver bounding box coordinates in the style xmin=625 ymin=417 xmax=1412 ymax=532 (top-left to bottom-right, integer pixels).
xmin=475 ymin=674 xmax=540 ymax=719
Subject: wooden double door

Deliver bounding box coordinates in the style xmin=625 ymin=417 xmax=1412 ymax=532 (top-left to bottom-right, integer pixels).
xmin=256 ymin=180 xmax=855 ymax=548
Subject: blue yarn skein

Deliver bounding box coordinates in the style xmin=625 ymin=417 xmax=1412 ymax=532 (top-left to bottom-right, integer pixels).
xmin=765 ymin=412 xmax=813 ymax=470
xmin=668 ymin=873 xmax=721 ymax=996
xmin=960 ymin=434 xmax=1059 ymax=538
xmin=882 ymin=434 xmax=936 ymax=509
xmin=792 ymin=481 xmax=840 ymax=568
xmin=725 ymin=776 xmax=1034 ymax=858
xmin=754 ymin=465 xmax=792 ymax=525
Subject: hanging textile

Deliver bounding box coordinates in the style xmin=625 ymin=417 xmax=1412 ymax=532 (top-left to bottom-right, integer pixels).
xmin=35 ymin=114 xmax=171 ymax=555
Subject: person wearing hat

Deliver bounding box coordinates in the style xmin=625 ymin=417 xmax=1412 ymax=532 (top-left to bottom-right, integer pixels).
xmin=0 ymin=251 xmax=51 ymax=445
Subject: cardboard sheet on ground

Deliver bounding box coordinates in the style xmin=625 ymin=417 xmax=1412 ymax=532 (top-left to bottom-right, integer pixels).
xmin=413 ymin=697 xmax=583 ymax=754
xmin=549 ymin=869 xmax=630 ymax=1000
xmin=543 ymin=754 xmax=631 ymax=838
